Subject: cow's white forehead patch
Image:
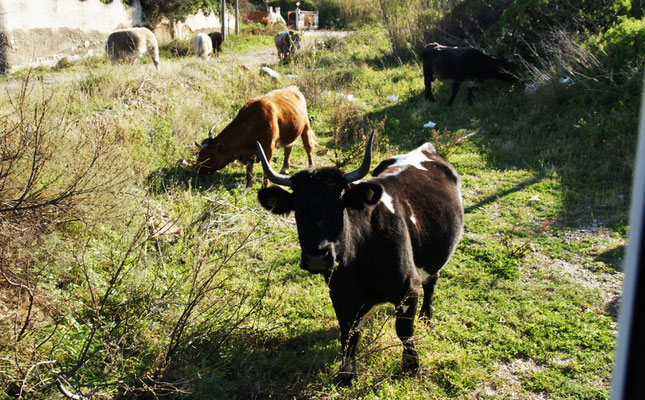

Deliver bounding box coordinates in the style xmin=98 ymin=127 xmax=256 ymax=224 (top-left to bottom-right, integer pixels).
xmin=382 ymin=144 xmax=434 ymax=176
xmin=380 ymin=191 xmax=396 ymax=214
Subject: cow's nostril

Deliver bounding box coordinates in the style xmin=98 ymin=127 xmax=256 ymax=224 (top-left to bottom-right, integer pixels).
xmin=303 ymin=252 xmax=333 ymax=272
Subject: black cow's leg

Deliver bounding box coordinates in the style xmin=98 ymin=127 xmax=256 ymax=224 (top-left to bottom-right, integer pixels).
xmin=419 ymin=272 xmax=439 ymax=321
xmin=423 ymin=74 xmax=435 ymax=102
xmin=447 ymin=81 xmax=462 ymax=106
xmin=466 ymin=87 xmax=475 ymax=105
xmin=330 ymin=290 xmax=370 ymax=385
xmin=395 ymin=291 xmax=420 ymax=373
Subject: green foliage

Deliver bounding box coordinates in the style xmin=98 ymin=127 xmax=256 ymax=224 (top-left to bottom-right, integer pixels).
xmin=139 ymin=0 xmax=222 ymax=24
xmin=1 ymin=23 xmax=635 ymax=399
xmin=586 ymin=16 xmax=645 ymax=73
xmin=486 ymin=0 xmax=632 ymax=57
xmin=159 ymin=38 xmax=193 ymax=58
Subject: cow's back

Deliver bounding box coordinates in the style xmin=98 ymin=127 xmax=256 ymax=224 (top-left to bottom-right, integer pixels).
xmin=423 ymin=43 xmax=470 ymax=81
xmin=106 ymin=30 xmax=140 ymax=54
xmin=372 ymin=144 xmax=463 ymax=274
xmin=215 ymin=86 xmax=310 ymax=151
xmin=194 ymin=33 xmax=212 ymax=57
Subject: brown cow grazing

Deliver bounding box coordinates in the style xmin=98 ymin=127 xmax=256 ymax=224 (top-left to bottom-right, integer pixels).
xmin=423 ymin=42 xmax=516 ymax=106
xmin=106 ymin=27 xmax=160 ymax=71
xmin=195 ymin=86 xmax=315 ymax=188
xmin=208 ymin=32 xmax=223 ymax=56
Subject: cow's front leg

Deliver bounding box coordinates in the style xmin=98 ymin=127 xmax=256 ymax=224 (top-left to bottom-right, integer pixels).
xmin=246 ymin=160 xmax=255 ymax=189
xmin=395 ymin=292 xmax=420 ymax=373
xmin=280 ymin=146 xmax=293 ymax=174
xmin=466 ymin=86 xmax=475 ymax=105
xmin=330 ymin=291 xmax=371 ymax=385
xmin=447 ymin=81 xmax=462 ymax=106
xmin=424 ymin=77 xmax=435 ymax=102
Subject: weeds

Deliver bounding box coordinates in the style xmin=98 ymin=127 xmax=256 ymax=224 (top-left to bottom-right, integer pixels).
xmin=0 ymin=19 xmax=633 ymax=399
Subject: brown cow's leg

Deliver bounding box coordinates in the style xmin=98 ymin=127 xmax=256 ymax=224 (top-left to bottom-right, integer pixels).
xmin=395 ymin=290 xmax=420 ymax=373
xmin=281 ymin=146 xmax=293 ymax=174
xmin=246 ymin=162 xmax=255 ymax=188
xmin=301 ymin=127 xmax=315 ymax=168
xmin=260 ymin=145 xmax=276 ymax=188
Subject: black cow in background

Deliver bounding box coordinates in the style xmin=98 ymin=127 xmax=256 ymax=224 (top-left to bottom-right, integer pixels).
xmin=208 ymin=32 xmax=223 ymax=55
xmin=256 ymin=133 xmax=464 ymax=384
xmin=423 ymin=42 xmax=517 ymax=106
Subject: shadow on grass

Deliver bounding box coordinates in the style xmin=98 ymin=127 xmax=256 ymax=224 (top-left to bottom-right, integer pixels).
xmin=594 ymin=245 xmax=626 ymax=272
xmin=193 ymin=326 xmax=341 ymax=399
xmin=145 ymin=163 xmax=263 ymax=196
xmin=364 ymin=80 xmax=637 ymax=230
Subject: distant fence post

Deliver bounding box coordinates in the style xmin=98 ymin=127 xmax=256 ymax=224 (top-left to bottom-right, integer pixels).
xmin=220 ymin=0 xmax=226 ymax=40
xmin=235 ymin=0 xmax=239 ymax=35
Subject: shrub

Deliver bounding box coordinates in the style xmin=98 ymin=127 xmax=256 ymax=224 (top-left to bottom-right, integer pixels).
xmin=486 ymin=0 xmax=632 ymax=59
xmin=159 ymin=38 xmax=193 ymax=58
xmin=586 ymin=16 xmax=645 ymax=73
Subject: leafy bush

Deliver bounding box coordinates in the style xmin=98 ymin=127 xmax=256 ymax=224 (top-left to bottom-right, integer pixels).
xmin=486 ymin=0 xmax=632 ymax=59
xmin=424 ymin=0 xmax=514 ymax=48
xmin=159 ymin=39 xmax=193 ymax=58
xmin=586 ymin=16 xmax=645 ymax=73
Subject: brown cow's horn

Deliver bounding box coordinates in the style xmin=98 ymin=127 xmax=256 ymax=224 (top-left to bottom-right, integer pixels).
xmin=195 ymin=141 xmax=208 ymax=149
xmin=256 ymin=142 xmax=293 ymax=187
xmin=208 ymin=126 xmax=215 ymax=139
xmin=343 ymin=131 xmax=375 ymax=183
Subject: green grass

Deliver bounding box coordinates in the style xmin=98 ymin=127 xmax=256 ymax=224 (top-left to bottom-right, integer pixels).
xmin=0 ymin=28 xmax=637 ymax=399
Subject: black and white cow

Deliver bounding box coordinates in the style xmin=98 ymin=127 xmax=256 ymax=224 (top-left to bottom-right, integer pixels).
xmin=256 ymin=133 xmax=464 ymax=383
xmin=423 ymin=42 xmax=516 ymax=106
xmin=106 ymin=27 xmax=160 ymax=71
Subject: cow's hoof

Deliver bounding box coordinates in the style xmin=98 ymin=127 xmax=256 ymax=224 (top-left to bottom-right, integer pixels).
xmin=333 ymin=370 xmax=355 ymax=386
xmin=418 ymin=309 xmax=433 ymax=323
xmin=402 ymin=349 xmax=419 ymax=373
xmin=334 ymin=361 xmax=356 ymax=386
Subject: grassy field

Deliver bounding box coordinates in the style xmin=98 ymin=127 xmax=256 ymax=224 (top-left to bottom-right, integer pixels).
xmin=0 ymin=29 xmax=639 ymax=399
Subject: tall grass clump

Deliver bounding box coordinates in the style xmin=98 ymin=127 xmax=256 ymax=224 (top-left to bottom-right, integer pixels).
xmin=0 ymin=61 xmax=277 ymax=398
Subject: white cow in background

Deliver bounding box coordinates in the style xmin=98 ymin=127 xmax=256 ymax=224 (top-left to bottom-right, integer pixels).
xmin=194 ymin=33 xmax=213 ymax=60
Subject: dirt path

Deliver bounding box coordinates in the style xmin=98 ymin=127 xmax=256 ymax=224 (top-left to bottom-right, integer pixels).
xmin=0 ymin=30 xmax=350 ymax=91
xmin=226 ymin=29 xmax=350 ymax=68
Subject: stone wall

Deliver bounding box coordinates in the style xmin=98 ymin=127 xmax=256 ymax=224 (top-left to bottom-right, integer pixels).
xmin=0 ymin=0 xmax=142 ymax=72
xmin=0 ymin=0 xmax=234 ymax=73
xmin=153 ymin=9 xmax=237 ymax=44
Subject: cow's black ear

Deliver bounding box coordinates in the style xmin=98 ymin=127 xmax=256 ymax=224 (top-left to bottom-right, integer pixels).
xmin=258 ymin=186 xmax=294 ymax=215
xmin=343 ymin=182 xmax=383 ymax=209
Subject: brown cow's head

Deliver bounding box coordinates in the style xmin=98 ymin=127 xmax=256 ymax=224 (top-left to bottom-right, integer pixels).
xmin=195 ymin=127 xmax=235 ymax=175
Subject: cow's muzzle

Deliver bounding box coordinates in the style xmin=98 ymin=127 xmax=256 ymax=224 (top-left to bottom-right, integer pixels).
xmin=301 ymin=250 xmax=336 ymax=274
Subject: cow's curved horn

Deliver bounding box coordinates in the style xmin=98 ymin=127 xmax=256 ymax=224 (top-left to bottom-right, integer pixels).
xmin=195 ymin=141 xmax=208 ymax=149
xmin=208 ymin=126 xmax=215 ymax=139
xmin=343 ymin=131 xmax=375 ymax=183
xmin=256 ymin=142 xmax=293 ymax=187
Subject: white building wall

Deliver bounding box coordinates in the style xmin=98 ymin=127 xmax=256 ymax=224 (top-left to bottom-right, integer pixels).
xmin=0 ymin=0 xmax=141 ymax=72
xmin=0 ymin=0 xmax=234 ymax=73
xmin=0 ymin=0 xmax=141 ymax=33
